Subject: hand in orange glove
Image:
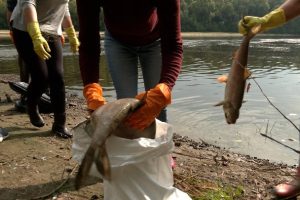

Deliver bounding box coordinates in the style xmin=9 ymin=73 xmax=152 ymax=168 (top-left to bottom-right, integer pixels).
xmin=83 ymin=83 xmax=106 ymax=111
xmin=125 ymin=83 xmax=171 ymax=130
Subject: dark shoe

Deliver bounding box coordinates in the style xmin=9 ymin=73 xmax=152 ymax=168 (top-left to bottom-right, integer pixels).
xmin=28 ymin=107 xmax=44 ymax=127
xmin=52 ymin=124 xmax=72 ymax=138
xmin=273 ymin=167 xmax=300 ymax=199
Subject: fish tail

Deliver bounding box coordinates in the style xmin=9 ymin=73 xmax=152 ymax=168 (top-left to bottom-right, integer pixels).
xmin=242 ymin=16 xmax=261 ymax=40
xmin=246 ymin=25 xmax=261 ymax=40
xmin=94 ymin=146 xmax=111 ymax=181
xmin=75 ymin=145 xmax=96 ymax=190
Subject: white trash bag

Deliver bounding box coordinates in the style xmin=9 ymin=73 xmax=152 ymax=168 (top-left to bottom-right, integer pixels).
xmin=72 ymin=119 xmax=192 ymax=200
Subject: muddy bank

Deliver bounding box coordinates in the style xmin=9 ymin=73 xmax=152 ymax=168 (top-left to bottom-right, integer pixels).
xmin=0 ymin=74 xmax=298 ymax=200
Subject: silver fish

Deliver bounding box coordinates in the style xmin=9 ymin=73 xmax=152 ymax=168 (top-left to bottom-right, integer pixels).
xmin=75 ymin=98 xmax=156 ymax=190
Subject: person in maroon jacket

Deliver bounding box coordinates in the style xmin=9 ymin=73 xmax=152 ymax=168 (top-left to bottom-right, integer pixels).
xmin=76 ymin=0 xmax=183 ymax=130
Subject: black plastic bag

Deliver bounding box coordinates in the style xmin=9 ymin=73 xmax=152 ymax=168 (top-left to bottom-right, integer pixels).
xmin=8 ymin=81 xmax=53 ymax=114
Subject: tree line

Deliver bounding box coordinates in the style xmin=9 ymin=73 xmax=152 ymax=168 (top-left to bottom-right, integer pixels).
xmin=0 ymin=0 xmax=299 ymax=34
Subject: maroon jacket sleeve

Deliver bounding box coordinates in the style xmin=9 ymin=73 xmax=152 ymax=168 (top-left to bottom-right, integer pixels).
xmin=157 ymin=0 xmax=183 ymax=90
xmin=76 ymin=0 xmax=101 ymax=85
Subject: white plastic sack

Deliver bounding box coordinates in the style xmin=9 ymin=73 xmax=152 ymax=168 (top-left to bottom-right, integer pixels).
xmin=72 ymin=119 xmax=191 ymax=200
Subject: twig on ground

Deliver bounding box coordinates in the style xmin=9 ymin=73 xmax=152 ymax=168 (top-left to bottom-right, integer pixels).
xmin=31 ymin=164 xmax=78 ymax=200
xmin=176 ymin=173 xmax=199 ymax=184
xmin=173 ymin=151 xmax=206 ymax=160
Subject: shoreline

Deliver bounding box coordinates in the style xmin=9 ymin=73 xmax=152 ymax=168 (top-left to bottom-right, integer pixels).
xmin=1 ymin=30 xmax=299 ymax=40
xmin=0 ymin=73 xmax=298 ymax=199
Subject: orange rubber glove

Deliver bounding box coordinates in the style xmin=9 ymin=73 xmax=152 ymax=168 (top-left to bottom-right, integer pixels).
xmin=125 ymin=83 xmax=171 ymax=130
xmin=83 ymin=83 xmax=106 ymax=111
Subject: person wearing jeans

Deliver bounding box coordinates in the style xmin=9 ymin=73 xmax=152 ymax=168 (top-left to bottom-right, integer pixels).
xmin=76 ymin=0 xmax=183 ymax=130
xmin=104 ymin=31 xmax=167 ymax=121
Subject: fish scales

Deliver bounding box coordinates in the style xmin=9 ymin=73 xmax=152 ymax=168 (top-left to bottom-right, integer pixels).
xmin=216 ymin=28 xmax=258 ymax=124
xmin=75 ymin=98 xmax=156 ymax=189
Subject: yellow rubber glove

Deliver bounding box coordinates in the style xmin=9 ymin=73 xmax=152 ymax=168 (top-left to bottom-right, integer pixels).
xmin=83 ymin=83 xmax=106 ymax=111
xmin=239 ymin=8 xmax=286 ymax=35
xmin=27 ymin=21 xmax=51 ymax=60
xmin=65 ymin=26 xmax=79 ymax=53
xmin=125 ymin=83 xmax=171 ymax=130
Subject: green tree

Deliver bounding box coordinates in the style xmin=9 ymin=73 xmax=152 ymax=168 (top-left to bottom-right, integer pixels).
xmin=1 ymin=0 xmax=300 ymax=34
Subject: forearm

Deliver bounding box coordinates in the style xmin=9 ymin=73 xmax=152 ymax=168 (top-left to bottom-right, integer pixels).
xmin=160 ymin=47 xmax=183 ymax=90
xmin=280 ymin=0 xmax=300 ymax=21
xmin=157 ymin=0 xmax=183 ymax=89
xmin=62 ymin=15 xmax=73 ymax=29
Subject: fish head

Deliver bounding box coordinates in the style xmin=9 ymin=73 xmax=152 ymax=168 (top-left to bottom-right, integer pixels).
xmin=75 ymin=98 xmax=147 ymax=189
xmin=223 ymin=101 xmax=239 ymax=124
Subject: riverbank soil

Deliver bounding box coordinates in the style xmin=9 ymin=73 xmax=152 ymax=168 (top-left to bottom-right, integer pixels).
xmin=0 ymin=74 xmax=298 ymax=200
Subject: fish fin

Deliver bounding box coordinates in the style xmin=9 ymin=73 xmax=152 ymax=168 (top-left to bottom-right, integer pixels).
xmin=217 ymin=75 xmax=228 ymax=83
xmin=244 ymin=68 xmax=251 ymax=80
xmin=75 ymin=145 xmax=96 ymax=190
xmin=94 ymin=145 xmax=111 ymax=181
xmin=214 ymin=101 xmax=224 ymax=106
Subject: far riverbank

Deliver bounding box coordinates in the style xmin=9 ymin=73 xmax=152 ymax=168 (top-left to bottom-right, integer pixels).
xmin=2 ymin=30 xmax=298 ymax=40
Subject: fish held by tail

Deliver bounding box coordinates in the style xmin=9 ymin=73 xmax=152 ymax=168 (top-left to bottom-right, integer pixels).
xmin=215 ymin=26 xmax=259 ymax=124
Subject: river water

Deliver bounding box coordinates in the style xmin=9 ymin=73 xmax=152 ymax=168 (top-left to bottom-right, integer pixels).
xmin=1 ymin=35 xmax=300 ymax=166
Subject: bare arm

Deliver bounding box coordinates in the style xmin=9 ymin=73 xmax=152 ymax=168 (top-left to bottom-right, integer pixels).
xmin=23 ymin=4 xmax=38 ymax=25
xmin=62 ymin=15 xmax=73 ymax=29
xmin=280 ymin=0 xmax=300 ymax=21
xmin=62 ymin=3 xmax=73 ymax=29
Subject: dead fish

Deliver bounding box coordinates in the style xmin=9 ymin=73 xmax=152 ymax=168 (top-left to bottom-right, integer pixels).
xmin=75 ymin=98 xmax=156 ymax=190
xmin=216 ymin=26 xmax=260 ymax=124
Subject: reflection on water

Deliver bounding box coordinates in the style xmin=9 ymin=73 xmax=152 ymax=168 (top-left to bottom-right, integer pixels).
xmin=1 ymin=35 xmax=300 ymax=165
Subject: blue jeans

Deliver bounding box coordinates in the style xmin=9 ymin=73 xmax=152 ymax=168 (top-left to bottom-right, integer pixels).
xmin=104 ymin=31 xmax=167 ymax=122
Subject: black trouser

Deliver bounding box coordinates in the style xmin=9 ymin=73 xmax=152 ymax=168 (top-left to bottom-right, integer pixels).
xmin=12 ymin=28 xmax=66 ymax=115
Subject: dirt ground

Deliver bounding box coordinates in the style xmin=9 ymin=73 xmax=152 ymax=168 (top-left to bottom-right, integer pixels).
xmin=0 ymin=74 xmax=299 ymax=200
